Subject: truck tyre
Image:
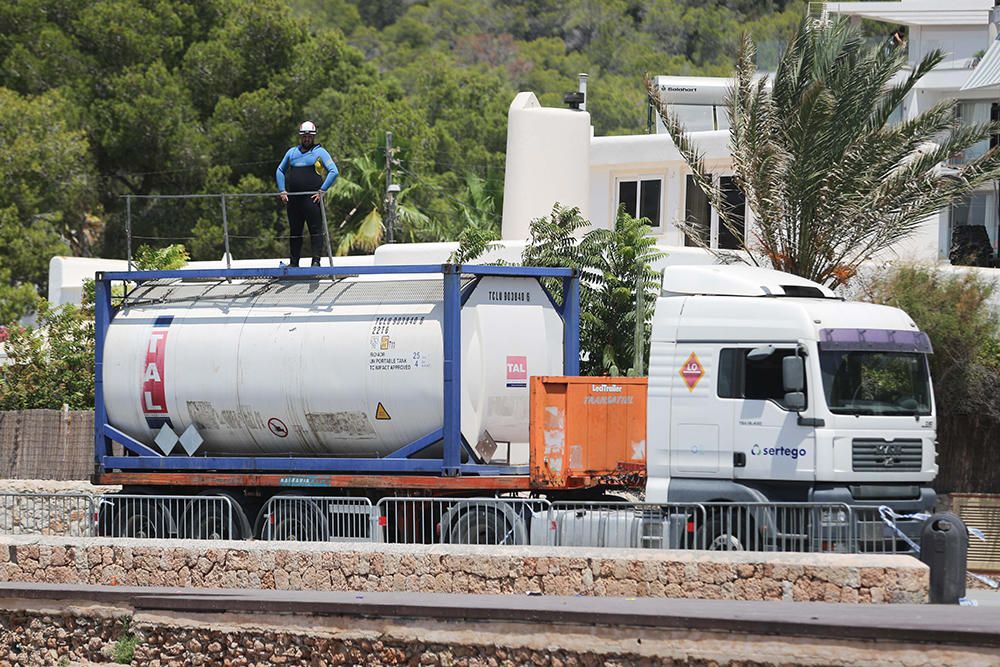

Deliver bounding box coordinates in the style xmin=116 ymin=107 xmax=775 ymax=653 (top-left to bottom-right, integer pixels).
xmin=261 ymin=497 xmax=330 ymax=542
xmin=99 ymin=495 xmax=175 ymax=539
xmin=698 ymin=509 xmax=751 ymax=551
xmin=181 ymin=493 xmax=252 ymax=541
xmin=445 ymin=505 xmax=525 ymax=545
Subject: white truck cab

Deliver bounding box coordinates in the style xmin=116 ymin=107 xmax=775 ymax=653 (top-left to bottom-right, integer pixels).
xmin=645 ymin=265 xmax=937 ymax=522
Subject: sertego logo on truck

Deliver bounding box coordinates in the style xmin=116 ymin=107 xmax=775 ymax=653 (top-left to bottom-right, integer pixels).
xmin=751 ymin=444 xmax=807 ymax=459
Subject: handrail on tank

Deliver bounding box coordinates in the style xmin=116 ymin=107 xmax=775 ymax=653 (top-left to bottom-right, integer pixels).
xmin=121 ymin=191 xmax=337 ymax=271
xmin=92 ymin=263 xmax=581 ymax=481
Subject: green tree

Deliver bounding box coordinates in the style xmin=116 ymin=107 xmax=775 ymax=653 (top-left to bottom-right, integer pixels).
xmin=0 ymin=207 xmax=68 ymax=324
xmin=189 ymin=170 xmax=287 ymax=261
xmin=455 ymin=173 xmax=503 ymax=234
xmin=0 ymin=299 xmax=95 ymax=410
xmin=651 ymin=17 xmax=1000 ymax=287
xmin=0 ymin=88 xmax=99 ymax=247
xmin=0 ymin=88 xmax=98 ymax=321
xmin=328 ymin=155 xmax=429 ymax=254
xmin=0 ymin=243 xmax=189 ymax=410
xmin=865 ymin=265 xmax=1000 ymax=422
xmin=460 ymin=204 xmax=663 ymax=375
xmin=584 ymin=209 xmax=663 ymax=375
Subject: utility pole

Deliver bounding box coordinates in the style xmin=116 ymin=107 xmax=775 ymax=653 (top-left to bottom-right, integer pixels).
xmin=384 ymin=131 xmax=396 ymax=244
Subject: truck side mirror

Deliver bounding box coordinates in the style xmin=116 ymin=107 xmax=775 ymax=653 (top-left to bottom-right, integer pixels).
xmin=782 ymin=355 xmax=804 ymax=392
xmin=784 ymin=391 xmax=806 ymax=412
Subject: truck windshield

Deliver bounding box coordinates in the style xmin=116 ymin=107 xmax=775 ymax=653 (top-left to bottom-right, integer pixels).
xmin=819 ymin=351 xmax=931 ymax=416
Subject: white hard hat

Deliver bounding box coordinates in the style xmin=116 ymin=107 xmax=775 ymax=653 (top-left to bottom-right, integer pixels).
xmin=298 ymin=121 xmax=317 ymax=135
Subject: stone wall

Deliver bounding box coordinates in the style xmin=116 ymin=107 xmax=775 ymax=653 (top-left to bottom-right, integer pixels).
xmin=0 ymin=536 xmax=927 ymax=604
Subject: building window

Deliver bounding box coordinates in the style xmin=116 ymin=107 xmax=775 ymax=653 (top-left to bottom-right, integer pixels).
xmin=718 ymin=348 xmax=805 ymax=409
xmin=951 ymin=102 xmax=991 ymax=165
xmin=616 ymin=177 xmax=662 ymax=227
xmin=684 ymin=174 xmax=711 ymax=246
xmin=684 ymin=175 xmax=746 ymax=249
xmin=719 ymin=176 xmax=746 ymax=250
xmin=658 ymin=104 xmax=730 ymax=133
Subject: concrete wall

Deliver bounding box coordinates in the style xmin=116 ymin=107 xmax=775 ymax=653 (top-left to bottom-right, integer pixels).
xmin=0 ymin=536 xmax=927 ymax=604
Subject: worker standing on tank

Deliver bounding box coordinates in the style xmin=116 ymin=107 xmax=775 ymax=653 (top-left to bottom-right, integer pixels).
xmin=276 ymin=121 xmax=339 ymax=267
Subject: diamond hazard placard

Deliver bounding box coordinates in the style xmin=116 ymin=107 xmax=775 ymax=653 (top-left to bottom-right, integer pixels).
xmin=679 ymin=352 xmax=704 ymax=391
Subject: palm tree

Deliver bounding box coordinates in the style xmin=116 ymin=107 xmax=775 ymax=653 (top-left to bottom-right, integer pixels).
xmin=456 ymin=173 xmax=502 ymax=234
xmin=327 ymin=155 xmax=429 ymax=255
xmin=649 ymin=18 xmax=1000 ymax=287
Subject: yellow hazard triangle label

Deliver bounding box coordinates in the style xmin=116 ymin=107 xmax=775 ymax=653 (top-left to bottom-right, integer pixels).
xmin=375 ymin=403 xmax=391 ymax=420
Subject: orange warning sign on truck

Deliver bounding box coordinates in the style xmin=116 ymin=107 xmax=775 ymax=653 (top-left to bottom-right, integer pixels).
xmin=529 ymin=376 xmax=647 ymax=489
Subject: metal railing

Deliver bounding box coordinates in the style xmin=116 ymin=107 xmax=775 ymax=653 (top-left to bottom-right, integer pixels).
xmin=259 ymin=496 xmax=376 ymax=542
xmin=697 ymin=502 xmax=855 ymax=553
xmin=0 ymin=493 xmax=96 ymax=537
xmin=123 ymin=191 xmax=335 ymax=270
xmin=544 ymin=501 xmax=705 ymax=549
xmin=374 ymin=497 xmax=551 ymax=546
xmin=852 ymin=505 xmax=921 ymax=554
xmin=95 ymin=494 xmax=237 ymax=540
xmin=0 ymin=491 xmax=933 ymax=554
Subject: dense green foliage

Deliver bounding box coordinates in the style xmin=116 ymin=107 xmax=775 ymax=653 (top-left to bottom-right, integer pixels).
xmin=0 ymin=0 xmax=805 ymax=321
xmin=0 ymin=245 xmax=188 ymax=411
xmin=657 ymin=18 xmax=1000 ymax=287
xmin=0 ymin=299 xmax=95 ymax=410
xmin=865 ymin=265 xmax=1000 ymax=423
xmin=461 ymin=205 xmax=663 ymax=375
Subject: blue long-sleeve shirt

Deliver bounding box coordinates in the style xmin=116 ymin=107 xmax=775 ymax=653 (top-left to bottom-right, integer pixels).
xmin=275 ymin=144 xmax=339 ymax=192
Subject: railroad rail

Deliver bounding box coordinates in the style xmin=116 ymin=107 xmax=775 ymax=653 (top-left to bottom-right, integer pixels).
xmin=1 ymin=583 xmax=999 ymax=649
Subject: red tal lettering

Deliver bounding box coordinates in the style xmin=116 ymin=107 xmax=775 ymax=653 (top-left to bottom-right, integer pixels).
xmin=141 ymin=330 xmax=169 ymax=414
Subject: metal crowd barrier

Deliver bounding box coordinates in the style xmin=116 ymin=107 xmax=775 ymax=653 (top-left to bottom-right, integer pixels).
xmin=374 ymin=497 xmax=551 ymax=545
xmin=697 ymin=502 xmax=855 ymax=553
xmin=95 ymin=494 xmax=237 ymax=540
xmin=0 ymin=493 xmax=96 ymax=537
xmin=851 ymin=505 xmax=920 ymax=554
xmin=544 ymin=501 xmax=705 ymax=549
xmin=0 ymin=492 xmax=932 ymax=554
xmin=259 ymin=496 xmax=376 ymax=542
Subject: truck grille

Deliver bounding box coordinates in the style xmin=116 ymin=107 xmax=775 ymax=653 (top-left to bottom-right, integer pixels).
xmin=852 ymin=439 xmax=922 ymax=472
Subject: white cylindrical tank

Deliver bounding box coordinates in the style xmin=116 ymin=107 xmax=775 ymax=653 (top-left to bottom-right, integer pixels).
xmin=103 ymin=275 xmax=565 ymax=460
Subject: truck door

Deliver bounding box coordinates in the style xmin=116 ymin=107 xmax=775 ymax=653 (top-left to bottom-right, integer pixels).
xmin=720 ymin=345 xmax=816 ymax=484
xmin=668 ymin=344 xmax=734 ymax=479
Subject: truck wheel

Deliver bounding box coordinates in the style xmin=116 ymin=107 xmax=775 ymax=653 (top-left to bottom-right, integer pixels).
xmin=99 ymin=496 xmax=174 ymax=539
xmin=446 ymin=505 xmax=524 ymax=545
xmin=181 ymin=494 xmax=251 ymax=541
xmin=262 ymin=498 xmax=330 ymax=542
xmin=698 ymin=510 xmax=750 ymax=551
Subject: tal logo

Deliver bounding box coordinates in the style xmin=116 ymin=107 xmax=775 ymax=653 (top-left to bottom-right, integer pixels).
xmin=506 ymin=355 xmax=527 ymax=388
xmin=679 ymin=352 xmax=704 ymax=391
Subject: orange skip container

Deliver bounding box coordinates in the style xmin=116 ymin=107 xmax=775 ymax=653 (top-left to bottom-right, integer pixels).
xmin=529 ymin=376 xmax=647 ymax=490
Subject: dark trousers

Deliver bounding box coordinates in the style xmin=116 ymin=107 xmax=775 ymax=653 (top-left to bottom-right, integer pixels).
xmin=287 ymin=196 xmax=324 ymax=266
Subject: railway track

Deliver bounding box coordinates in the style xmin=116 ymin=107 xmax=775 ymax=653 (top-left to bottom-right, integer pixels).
xmin=1 ymin=582 xmax=999 ymax=649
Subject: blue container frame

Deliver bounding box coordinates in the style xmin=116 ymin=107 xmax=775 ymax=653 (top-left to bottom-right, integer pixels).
xmin=93 ymin=263 xmax=580 ymax=478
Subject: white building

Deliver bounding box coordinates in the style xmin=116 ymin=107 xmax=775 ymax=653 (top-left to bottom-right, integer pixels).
xmin=501 ymin=0 xmax=1000 ymax=276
